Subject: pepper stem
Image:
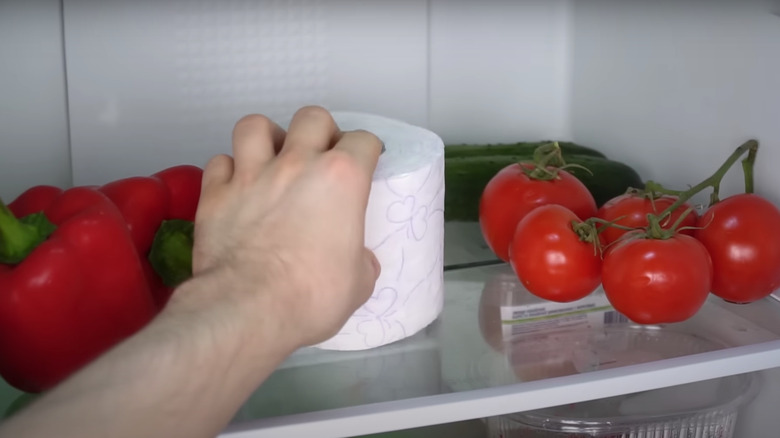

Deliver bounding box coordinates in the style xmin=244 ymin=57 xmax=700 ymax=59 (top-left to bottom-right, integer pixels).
xmin=148 ymin=219 xmax=195 ymax=288
xmin=0 ymin=198 xmax=56 ymax=265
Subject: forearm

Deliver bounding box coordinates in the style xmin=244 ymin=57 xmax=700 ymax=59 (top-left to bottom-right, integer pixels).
xmin=0 ymin=271 xmax=295 ymax=438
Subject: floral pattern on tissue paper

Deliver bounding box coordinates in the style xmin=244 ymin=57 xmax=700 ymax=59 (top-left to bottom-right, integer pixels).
xmin=387 ymin=196 xmax=428 ymax=241
xmin=318 ymin=152 xmax=445 ymax=351
xmin=402 ymin=249 xmax=443 ymax=308
xmin=352 ymin=287 xmax=406 ymax=348
xmin=371 ymin=162 xmax=445 ymax=253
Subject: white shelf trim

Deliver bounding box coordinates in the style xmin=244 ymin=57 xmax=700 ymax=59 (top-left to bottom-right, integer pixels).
xmin=219 ymin=340 xmax=780 ymax=438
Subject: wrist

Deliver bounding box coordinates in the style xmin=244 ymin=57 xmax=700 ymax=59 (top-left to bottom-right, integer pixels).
xmin=161 ymin=268 xmax=299 ymax=381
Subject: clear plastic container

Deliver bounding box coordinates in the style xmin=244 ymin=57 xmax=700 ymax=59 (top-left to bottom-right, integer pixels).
xmin=486 ymin=371 xmax=759 ymax=437
xmin=475 ymin=266 xmax=761 ymax=437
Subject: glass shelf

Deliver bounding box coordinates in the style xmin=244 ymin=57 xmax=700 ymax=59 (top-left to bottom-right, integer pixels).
xmin=1 ymin=223 xmax=779 ymax=438
xmin=217 ymin=223 xmax=780 ymax=437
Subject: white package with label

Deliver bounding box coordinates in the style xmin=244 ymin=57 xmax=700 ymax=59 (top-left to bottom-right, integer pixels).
xmin=280 ymin=111 xmax=446 ymax=351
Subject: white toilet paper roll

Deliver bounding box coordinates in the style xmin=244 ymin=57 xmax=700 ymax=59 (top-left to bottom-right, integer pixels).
xmin=298 ymin=111 xmax=446 ymax=351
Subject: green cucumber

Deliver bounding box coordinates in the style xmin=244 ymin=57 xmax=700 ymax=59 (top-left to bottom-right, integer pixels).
xmin=444 ymin=154 xmax=644 ymax=222
xmin=445 ymin=141 xmax=607 ymax=160
xmin=563 ymin=155 xmax=644 ymax=206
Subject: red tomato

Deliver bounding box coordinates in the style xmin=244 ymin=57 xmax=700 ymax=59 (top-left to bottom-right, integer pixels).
xmin=597 ymin=193 xmax=698 ymax=245
xmin=694 ymin=194 xmax=780 ymax=303
xmin=510 ymin=204 xmax=602 ymax=302
xmin=602 ymin=234 xmax=712 ymax=324
xmin=479 ymin=163 xmax=597 ymax=262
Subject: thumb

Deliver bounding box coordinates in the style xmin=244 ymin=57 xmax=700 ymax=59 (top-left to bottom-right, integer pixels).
xmin=356 ymin=248 xmax=381 ymax=303
xmin=365 ymin=247 xmax=381 ymax=281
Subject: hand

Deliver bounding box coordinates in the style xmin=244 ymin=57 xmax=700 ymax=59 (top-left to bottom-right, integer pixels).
xmin=188 ymin=106 xmax=383 ymax=348
xmin=0 ymin=106 xmax=384 ymax=438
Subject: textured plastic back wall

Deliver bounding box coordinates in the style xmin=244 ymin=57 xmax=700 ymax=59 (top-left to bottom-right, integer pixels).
xmin=63 ymin=0 xmax=432 ymax=185
xmin=571 ymin=0 xmax=780 ymax=206
xmin=61 ymin=0 xmax=571 ymax=186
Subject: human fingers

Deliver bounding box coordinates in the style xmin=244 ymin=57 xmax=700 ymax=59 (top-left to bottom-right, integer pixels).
xmin=331 ymin=129 xmax=383 ymax=180
xmin=195 ymin=154 xmax=233 ymax=228
xmin=280 ymin=106 xmax=340 ymax=157
xmin=201 ymin=154 xmax=234 ymax=192
xmin=231 ymin=114 xmax=286 ymax=181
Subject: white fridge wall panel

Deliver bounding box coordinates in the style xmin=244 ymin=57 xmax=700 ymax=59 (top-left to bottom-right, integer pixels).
xmin=63 ymin=0 xmax=428 ymax=185
xmin=429 ymin=0 xmax=572 ymax=144
xmin=0 ymin=0 xmax=71 ymax=201
xmin=571 ymin=0 xmax=780 ymax=206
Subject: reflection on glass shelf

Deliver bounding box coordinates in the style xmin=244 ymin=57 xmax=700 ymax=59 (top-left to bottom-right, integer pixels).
xmin=227 ymin=222 xmax=494 ymax=423
xmin=444 ymin=263 xmax=780 ymax=393
xmin=233 ymin=320 xmax=447 ymax=422
xmin=225 ymin=260 xmax=780 ymax=429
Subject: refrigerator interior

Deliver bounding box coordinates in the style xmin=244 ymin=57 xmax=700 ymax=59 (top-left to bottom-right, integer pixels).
xmin=2 ymin=0 xmax=780 ymax=436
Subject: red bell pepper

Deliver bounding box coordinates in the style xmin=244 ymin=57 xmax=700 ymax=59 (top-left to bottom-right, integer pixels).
xmin=141 ymin=257 xmax=174 ymax=309
xmin=91 ymin=166 xmax=201 ymax=309
xmin=94 ymin=165 xmax=202 ymax=309
xmin=99 ymin=176 xmax=171 ymax=256
xmin=0 ymin=187 xmax=157 ymax=393
xmin=152 ymin=165 xmax=203 ymax=222
xmin=8 ymin=185 xmax=63 ymax=218
xmin=8 ymin=165 xmax=203 ymax=313
xmin=145 ymin=165 xmax=202 ymax=307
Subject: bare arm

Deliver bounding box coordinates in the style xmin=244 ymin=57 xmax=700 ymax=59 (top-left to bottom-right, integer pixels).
xmin=0 ymin=272 xmax=295 ymax=438
xmin=0 ymin=106 xmax=383 ymax=438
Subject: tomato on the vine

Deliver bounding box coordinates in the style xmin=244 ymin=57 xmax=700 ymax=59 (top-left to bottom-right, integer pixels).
xmin=509 ymin=204 xmax=602 ymax=303
xmin=596 ymin=193 xmax=698 ymax=245
xmin=694 ymin=193 xmax=780 ymax=303
xmin=602 ymin=233 xmax=712 ymax=324
xmin=479 ymin=163 xmax=597 ymax=262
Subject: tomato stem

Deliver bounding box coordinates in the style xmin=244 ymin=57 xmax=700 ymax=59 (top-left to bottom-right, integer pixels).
xmin=645 ymin=214 xmax=668 ymax=239
xmin=587 ymin=217 xmax=639 ymax=232
xmin=742 ymin=144 xmax=757 ymax=194
xmin=571 ymin=220 xmax=603 ymax=257
xmin=669 ymin=206 xmax=696 ymax=232
xmin=523 ymin=142 xmax=593 ymax=181
xmin=532 ymin=142 xmax=563 ymax=165
xmin=643 ymin=181 xmax=687 ymax=198
xmin=649 ymin=139 xmax=758 ymax=222
xmin=523 ymin=142 xmax=563 ymax=180
xmin=710 ymin=183 xmax=721 ymax=205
